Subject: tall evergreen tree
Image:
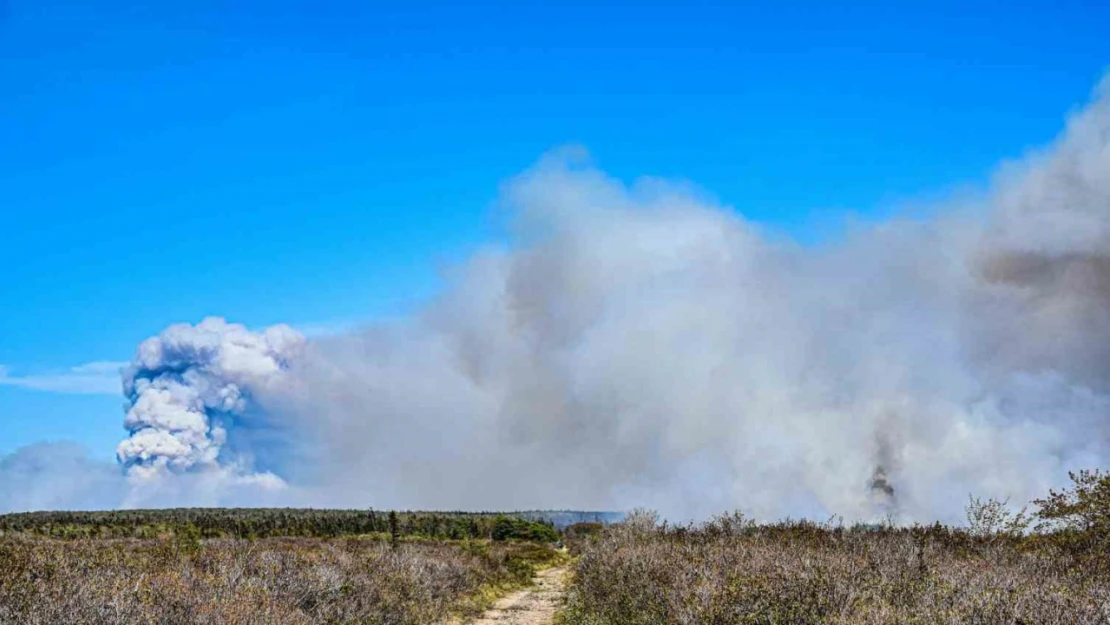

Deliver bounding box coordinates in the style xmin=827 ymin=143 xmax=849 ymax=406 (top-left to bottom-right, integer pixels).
xmin=389 ymin=511 xmax=400 ymax=551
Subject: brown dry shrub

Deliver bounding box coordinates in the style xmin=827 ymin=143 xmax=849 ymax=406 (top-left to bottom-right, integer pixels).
xmin=562 ymin=514 xmax=1110 ymax=625
xmin=0 ymin=535 xmax=546 ymax=624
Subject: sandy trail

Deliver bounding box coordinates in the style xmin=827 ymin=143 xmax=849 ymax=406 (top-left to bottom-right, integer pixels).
xmin=467 ymin=566 xmax=568 ymax=625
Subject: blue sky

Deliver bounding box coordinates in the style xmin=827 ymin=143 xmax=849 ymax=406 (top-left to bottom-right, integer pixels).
xmin=1 ymin=0 xmax=1107 ymax=460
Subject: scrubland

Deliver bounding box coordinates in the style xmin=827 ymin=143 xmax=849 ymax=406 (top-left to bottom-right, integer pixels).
xmin=0 ymin=516 xmax=563 ymax=624
xmin=560 ymin=472 xmax=1110 ymax=624
xmin=561 ymin=513 xmax=1110 ymax=624
xmin=5 ymin=471 xmax=1110 ymax=624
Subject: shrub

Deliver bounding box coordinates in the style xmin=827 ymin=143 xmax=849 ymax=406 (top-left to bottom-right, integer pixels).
xmin=964 ymin=495 xmax=1031 ymax=539
xmin=566 ymin=522 xmax=604 ymax=537
xmin=561 ymin=511 xmax=1110 ymax=625
xmin=0 ymin=535 xmax=558 ymax=624
xmin=1034 ymin=469 xmax=1110 ymax=535
xmin=490 ymin=516 xmax=559 ymax=543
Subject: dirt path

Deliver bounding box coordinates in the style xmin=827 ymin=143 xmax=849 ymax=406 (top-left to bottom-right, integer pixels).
xmin=468 ymin=566 xmax=568 ymax=625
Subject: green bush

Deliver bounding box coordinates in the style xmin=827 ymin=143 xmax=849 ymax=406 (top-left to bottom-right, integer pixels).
xmin=1034 ymin=469 xmax=1110 ymax=535
xmin=490 ymin=516 xmax=559 ymax=543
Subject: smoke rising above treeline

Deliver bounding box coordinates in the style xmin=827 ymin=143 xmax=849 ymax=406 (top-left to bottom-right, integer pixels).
xmin=4 ymin=77 xmax=1110 ymax=523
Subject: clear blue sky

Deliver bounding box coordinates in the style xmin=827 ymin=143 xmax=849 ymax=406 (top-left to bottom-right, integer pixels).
xmin=1 ymin=0 xmax=1107 ymax=460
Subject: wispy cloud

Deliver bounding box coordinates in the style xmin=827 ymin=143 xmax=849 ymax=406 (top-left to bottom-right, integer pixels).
xmin=0 ymin=361 xmax=125 ymax=395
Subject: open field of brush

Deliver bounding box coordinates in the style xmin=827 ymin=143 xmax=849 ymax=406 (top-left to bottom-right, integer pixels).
xmin=557 ymin=472 xmax=1110 ymax=624
xmin=0 ymin=510 xmax=567 ymax=624
xmin=3 ymin=471 xmax=1110 ymax=624
xmin=560 ymin=513 xmax=1110 ymax=625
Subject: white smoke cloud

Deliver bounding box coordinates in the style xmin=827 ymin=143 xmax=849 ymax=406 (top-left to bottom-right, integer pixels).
xmin=8 ymin=76 xmax=1110 ymax=523
xmin=117 ymin=317 xmax=302 ymax=490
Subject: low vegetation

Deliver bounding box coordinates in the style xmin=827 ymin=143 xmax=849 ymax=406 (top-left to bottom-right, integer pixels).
xmin=0 ymin=534 xmax=565 ymax=624
xmin=7 ymin=473 xmax=1110 ymax=624
xmin=560 ymin=471 xmax=1110 ymax=624
xmin=0 ymin=509 xmax=567 ymax=624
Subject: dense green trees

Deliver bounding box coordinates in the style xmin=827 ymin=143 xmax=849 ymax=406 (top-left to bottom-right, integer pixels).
xmin=0 ymin=508 xmax=562 ymax=543
xmin=491 ymin=515 xmax=559 ymax=542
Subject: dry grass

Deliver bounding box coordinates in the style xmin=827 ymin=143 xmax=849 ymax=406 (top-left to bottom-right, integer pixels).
xmin=0 ymin=535 xmax=557 ymax=624
xmin=561 ymin=512 xmax=1110 ymax=625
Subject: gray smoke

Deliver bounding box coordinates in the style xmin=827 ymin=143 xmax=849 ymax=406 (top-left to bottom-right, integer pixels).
xmin=11 ymin=77 xmax=1110 ymax=522
xmin=0 ymin=443 xmax=125 ymax=512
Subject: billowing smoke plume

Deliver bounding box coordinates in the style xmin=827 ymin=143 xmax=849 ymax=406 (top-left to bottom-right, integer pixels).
xmin=117 ymin=318 xmax=303 ymax=496
xmin=13 ymin=77 xmax=1110 ymax=522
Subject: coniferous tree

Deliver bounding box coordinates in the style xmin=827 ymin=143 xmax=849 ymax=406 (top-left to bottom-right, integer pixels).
xmin=389 ymin=511 xmax=400 ymax=551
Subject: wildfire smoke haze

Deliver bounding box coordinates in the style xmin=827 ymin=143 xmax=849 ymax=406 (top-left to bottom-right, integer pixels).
xmin=5 ymin=77 xmax=1110 ymax=524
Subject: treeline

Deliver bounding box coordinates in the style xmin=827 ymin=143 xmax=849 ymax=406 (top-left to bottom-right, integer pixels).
xmin=515 ymin=510 xmax=625 ymax=528
xmin=0 ymin=508 xmax=559 ymax=542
